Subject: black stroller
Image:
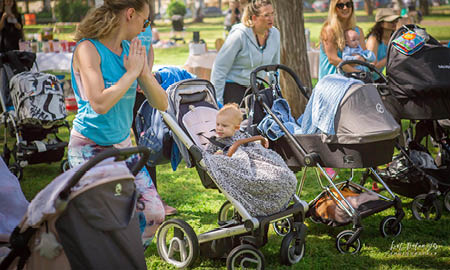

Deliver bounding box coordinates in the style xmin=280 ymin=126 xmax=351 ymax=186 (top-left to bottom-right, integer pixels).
xmin=354 ymin=24 xmax=450 ymax=221
xmin=156 ymin=78 xmax=309 ymax=269
xmin=245 ymin=64 xmax=405 ymax=254
xmin=0 ymin=51 xmax=70 ymax=180
xmin=0 ymin=146 xmax=150 ymax=270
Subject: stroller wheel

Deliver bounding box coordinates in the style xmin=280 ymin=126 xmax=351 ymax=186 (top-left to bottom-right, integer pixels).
xmin=226 ymin=244 xmax=265 ymax=270
xmin=379 ymin=215 xmax=402 ymax=237
xmin=60 ymin=159 xmax=70 ymax=172
xmin=8 ymin=163 xmax=23 ymax=181
xmin=218 ymin=201 xmax=240 ymax=225
xmin=156 ymin=219 xmax=199 ymax=269
xmin=279 ymin=231 xmax=305 ymax=266
xmin=411 ymin=194 xmax=442 ymax=221
xmin=272 ymin=218 xmax=292 ymax=237
xmin=335 ymin=230 xmax=361 ymax=254
xmin=1 ymin=144 xmax=11 ymax=166
xmin=444 ymin=191 xmax=450 ymax=212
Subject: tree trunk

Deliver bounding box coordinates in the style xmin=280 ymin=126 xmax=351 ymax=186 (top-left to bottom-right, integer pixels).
xmin=218 ymin=0 xmax=222 ymax=9
xmin=43 ymin=0 xmax=51 ymax=12
xmin=272 ymin=0 xmax=311 ymax=118
xmin=193 ymin=0 xmax=204 ymax=23
xmin=25 ymin=0 xmax=30 ymax=13
xmin=364 ymin=0 xmax=373 ymax=16
xmin=149 ymin=0 xmax=156 ymax=21
xmin=419 ymin=0 xmax=429 ymax=15
xmin=87 ymin=0 xmax=95 ymax=7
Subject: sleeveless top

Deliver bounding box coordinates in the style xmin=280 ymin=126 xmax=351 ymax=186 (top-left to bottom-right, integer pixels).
xmin=318 ymin=27 xmax=360 ymax=80
xmin=71 ymin=39 xmax=137 ymax=146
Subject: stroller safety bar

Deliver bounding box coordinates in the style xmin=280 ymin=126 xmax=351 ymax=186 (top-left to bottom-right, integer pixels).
xmin=59 ymin=146 xmax=150 ymax=200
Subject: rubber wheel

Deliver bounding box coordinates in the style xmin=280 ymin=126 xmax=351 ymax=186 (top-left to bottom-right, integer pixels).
xmin=1 ymin=145 xmax=11 ymax=166
xmin=444 ymin=190 xmax=450 ymax=212
xmin=279 ymin=231 xmax=305 ymax=266
xmin=379 ymin=215 xmax=402 ymax=237
xmin=60 ymin=159 xmax=70 ymax=172
xmin=335 ymin=230 xmax=361 ymax=254
xmin=8 ymin=163 xmax=23 ymax=181
xmin=218 ymin=201 xmax=240 ymax=225
xmin=156 ymin=219 xmax=199 ymax=269
xmin=226 ymin=244 xmax=265 ymax=270
xmin=272 ymin=218 xmax=292 ymax=237
xmin=411 ymin=194 xmax=442 ymax=221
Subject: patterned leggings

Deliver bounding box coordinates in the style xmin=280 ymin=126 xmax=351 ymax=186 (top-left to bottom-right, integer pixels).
xmin=68 ymin=130 xmax=165 ymax=243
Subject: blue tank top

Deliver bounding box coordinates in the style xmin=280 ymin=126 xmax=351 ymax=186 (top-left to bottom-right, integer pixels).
xmin=71 ymin=39 xmax=137 ymax=146
xmin=318 ymin=27 xmax=360 ymax=80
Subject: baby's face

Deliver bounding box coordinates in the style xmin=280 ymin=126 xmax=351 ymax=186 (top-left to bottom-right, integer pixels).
xmin=346 ymin=31 xmax=360 ymax=48
xmin=216 ymin=114 xmax=239 ymax=138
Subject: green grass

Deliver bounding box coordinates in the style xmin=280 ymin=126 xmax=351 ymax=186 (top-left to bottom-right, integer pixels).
xmin=4 ymin=6 xmax=450 ymax=270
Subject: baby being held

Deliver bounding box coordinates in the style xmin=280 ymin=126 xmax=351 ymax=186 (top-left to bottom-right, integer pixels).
xmin=342 ymin=29 xmax=376 ymax=72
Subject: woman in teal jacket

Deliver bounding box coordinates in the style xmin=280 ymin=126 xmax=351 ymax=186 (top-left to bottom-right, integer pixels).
xmin=211 ymin=0 xmax=280 ymax=105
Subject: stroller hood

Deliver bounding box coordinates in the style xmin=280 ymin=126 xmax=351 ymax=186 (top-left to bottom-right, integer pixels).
xmin=323 ymin=83 xmax=401 ymax=144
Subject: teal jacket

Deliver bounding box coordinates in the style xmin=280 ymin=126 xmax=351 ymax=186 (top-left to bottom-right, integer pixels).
xmin=211 ymin=23 xmax=280 ymax=103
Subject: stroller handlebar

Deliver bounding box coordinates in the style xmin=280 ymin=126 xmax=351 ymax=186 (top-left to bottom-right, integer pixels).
xmin=249 ymin=64 xmax=310 ymax=99
xmin=59 ymin=146 xmax=150 ymax=200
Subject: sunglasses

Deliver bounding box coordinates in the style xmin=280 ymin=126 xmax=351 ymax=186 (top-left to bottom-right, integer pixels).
xmin=336 ymin=1 xmax=353 ymax=9
xmin=143 ymin=18 xmax=150 ymax=29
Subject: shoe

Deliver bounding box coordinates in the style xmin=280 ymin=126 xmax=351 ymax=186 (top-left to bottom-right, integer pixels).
xmin=372 ymin=182 xmax=380 ymax=193
xmin=164 ymin=203 xmax=177 ymax=216
xmin=325 ymin=168 xmax=337 ymax=179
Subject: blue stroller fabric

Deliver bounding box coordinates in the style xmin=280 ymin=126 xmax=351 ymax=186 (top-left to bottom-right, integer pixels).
xmin=136 ymin=67 xmax=194 ymax=170
xmin=298 ymin=74 xmax=362 ymax=135
xmin=257 ymin=98 xmax=301 ymax=141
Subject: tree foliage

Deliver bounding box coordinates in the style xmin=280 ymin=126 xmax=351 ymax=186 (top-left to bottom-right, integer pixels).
xmin=167 ymin=0 xmax=187 ymax=17
xmin=55 ymin=0 xmax=90 ymax=22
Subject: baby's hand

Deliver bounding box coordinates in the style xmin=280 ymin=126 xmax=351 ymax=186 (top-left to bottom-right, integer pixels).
xmin=214 ymin=150 xmax=224 ymax=155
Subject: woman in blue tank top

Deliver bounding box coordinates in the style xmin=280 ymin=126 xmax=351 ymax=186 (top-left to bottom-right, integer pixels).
xmin=68 ymin=0 xmax=168 ymax=247
xmin=366 ymin=8 xmax=401 ymax=82
xmin=318 ymin=0 xmax=366 ymax=80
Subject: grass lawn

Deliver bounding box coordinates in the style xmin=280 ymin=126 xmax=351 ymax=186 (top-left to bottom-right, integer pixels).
xmin=4 ymin=5 xmax=450 ymax=270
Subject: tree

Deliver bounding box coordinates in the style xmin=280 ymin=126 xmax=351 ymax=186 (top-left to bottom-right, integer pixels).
xmin=419 ymin=0 xmax=429 ymax=16
xmin=364 ymin=0 xmax=373 ymax=16
xmin=272 ymin=0 xmax=311 ymax=118
xmin=43 ymin=0 xmax=51 ymax=12
xmin=192 ymin=0 xmax=204 ymax=23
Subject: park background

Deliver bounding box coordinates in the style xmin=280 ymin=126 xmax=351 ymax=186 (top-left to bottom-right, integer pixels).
xmin=2 ymin=0 xmax=450 ymax=269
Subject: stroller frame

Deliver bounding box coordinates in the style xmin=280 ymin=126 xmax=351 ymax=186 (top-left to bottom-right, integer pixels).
xmin=248 ymin=64 xmax=404 ymax=254
xmin=155 ymin=79 xmax=309 ymax=269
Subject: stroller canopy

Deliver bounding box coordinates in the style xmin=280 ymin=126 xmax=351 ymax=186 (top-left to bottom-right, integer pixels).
xmin=324 ymin=83 xmax=400 ymax=144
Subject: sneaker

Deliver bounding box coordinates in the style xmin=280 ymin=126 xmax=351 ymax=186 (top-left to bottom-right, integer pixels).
xmin=164 ymin=203 xmax=177 ymax=216
xmin=325 ymin=168 xmax=337 ymax=179
xmin=372 ymin=182 xmax=381 ymax=193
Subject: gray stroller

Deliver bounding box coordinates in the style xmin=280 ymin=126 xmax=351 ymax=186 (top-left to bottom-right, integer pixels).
xmin=156 ymin=79 xmax=309 ymax=269
xmin=0 ymin=146 xmax=149 ymax=270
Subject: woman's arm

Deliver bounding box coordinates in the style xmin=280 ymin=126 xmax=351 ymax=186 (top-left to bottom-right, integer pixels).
xmin=73 ymin=38 xmax=145 ymax=114
xmin=0 ymin=13 xmax=7 ymax=30
xmin=137 ymin=52 xmax=168 ymax=111
xmin=366 ymin=35 xmax=386 ymax=69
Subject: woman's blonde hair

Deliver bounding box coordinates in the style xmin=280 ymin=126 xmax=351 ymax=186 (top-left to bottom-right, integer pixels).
xmin=241 ymin=0 xmax=272 ymax=27
xmin=319 ymin=0 xmax=357 ymax=51
xmin=74 ymin=0 xmax=148 ymax=41
xmin=218 ymin=103 xmax=243 ymax=126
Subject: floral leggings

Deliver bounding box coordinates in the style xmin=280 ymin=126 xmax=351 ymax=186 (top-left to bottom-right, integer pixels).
xmin=68 ymin=130 xmax=165 ymax=243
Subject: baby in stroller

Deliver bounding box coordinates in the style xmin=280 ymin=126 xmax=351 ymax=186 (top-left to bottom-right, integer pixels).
xmin=204 ymin=103 xmax=297 ymax=217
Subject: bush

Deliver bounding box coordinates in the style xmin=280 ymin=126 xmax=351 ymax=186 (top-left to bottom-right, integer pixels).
xmin=167 ymin=0 xmax=187 ymax=17
xmin=55 ymin=0 xmax=90 ymax=22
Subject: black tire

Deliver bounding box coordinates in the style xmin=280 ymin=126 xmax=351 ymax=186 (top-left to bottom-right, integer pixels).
xmin=156 ymin=219 xmax=199 ymax=269
xmin=272 ymin=218 xmax=292 ymax=237
xmin=226 ymin=244 xmax=265 ymax=270
xmin=60 ymin=159 xmax=70 ymax=172
xmin=9 ymin=163 xmax=23 ymax=181
xmin=444 ymin=190 xmax=450 ymax=212
xmin=379 ymin=215 xmax=402 ymax=237
xmin=335 ymin=230 xmax=361 ymax=254
xmin=280 ymin=231 xmax=305 ymax=266
xmin=1 ymin=144 xmax=11 ymax=166
xmin=411 ymin=194 xmax=442 ymax=221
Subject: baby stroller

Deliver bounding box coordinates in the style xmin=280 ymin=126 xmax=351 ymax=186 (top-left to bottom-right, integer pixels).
xmin=156 ymin=78 xmax=309 ymax=269
xmin=245 ymin=64 xmax=404 ymax=254
xmin=357 ymin=24 xmax=450 ymax=221
xmin=0 ymin=50 xmax=70 ymax=180
xmin=0 ymin=146 xmax=150 ymax=270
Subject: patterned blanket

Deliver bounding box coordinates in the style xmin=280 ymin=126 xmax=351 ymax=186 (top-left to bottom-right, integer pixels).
xmin=203 ymin=131 xmax=297 ymax=216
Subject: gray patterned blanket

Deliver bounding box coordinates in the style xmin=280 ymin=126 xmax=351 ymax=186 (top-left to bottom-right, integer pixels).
xmin=203 ymin=131 xmax=297 ymax=216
